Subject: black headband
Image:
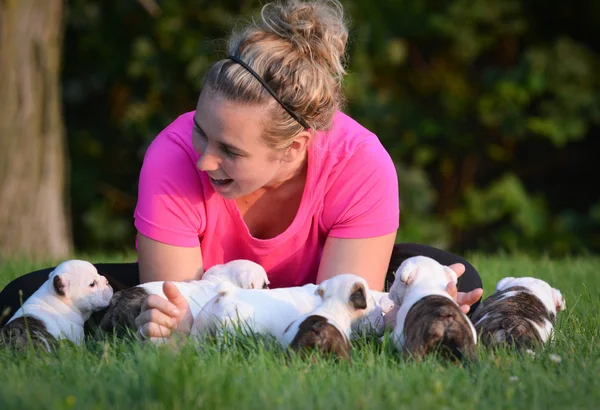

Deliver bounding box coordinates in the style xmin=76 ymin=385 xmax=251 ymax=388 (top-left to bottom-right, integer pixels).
xmin=226 ymin=55 xmax=310 ymax=130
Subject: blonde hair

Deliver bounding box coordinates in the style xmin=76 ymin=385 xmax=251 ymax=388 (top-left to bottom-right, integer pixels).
xmin=204 ymin=0 xmax=349 ymax=149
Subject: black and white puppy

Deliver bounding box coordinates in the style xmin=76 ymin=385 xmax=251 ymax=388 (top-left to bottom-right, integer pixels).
xmin=470 ymin=276 xmax=566 ymax=350
xmin=281 ymin=274 xmax=379 ymax=361
xmin=99 ymin=259 xmax=269 ymax=337
xmin=388 ymin=256 xmax=477 ymax=361
xmin=0 ymin=260 xmax=113 ymax=351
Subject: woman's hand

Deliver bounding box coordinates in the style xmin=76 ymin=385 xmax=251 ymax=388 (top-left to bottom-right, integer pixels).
xmin=134 ymin=282 xmax=194 ymax=341
xmin=446 ymin=263 xmax=484 ymax=314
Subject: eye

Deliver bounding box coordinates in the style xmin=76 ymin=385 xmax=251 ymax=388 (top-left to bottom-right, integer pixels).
xmin=89 ymin=280 xmax=97 ymax=288
xmin=220 ymin=144 xmax=241 ymax=158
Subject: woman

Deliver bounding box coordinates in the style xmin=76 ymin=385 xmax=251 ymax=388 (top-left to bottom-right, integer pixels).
xmin=0 ymin=0 xmax=482 ymax=335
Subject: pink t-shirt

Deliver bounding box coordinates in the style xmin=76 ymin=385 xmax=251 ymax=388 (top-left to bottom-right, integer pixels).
xmin=134 ymin=111 xmax=399 ymax=288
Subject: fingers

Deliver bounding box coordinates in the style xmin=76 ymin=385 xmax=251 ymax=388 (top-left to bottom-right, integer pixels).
xmin=135 ymin=294 xmax=181 ymax=340
xmin=138 ymin=322 xmax=172 ymax=340
xmin=446 ymin=281 xmax=458 ymax=301
xmin=448 ymin=263 xmax=465 ymax=278
xmin=163 ymin=282 xmax=194 ymax=333
xmin=141 ymin=294 xmax=180 ymax=318
xmin=135 ymin=305 xmax=177 ymax=330
xmin=458 ymin=288 xmax=484 ymax=307
xmin=163 ymin=282 xmax=189 ymax=314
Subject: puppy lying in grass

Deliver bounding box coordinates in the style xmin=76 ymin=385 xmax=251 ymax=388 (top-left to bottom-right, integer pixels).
xmin=281 ymin=274 xmax=383 ymax=361
xmin=470 ymin=276 xmax=566 ymax=350
xmin=99 ymin=259 xmax=269 ymax=338
xmin=0 ymin=260 xmax=113 ymax=352
xmin=387 ymin=256 xmax=477 ymax=361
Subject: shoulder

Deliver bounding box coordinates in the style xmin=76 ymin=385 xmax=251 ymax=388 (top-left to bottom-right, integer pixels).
xmin=143 ymin=111 xmax=198 ymax=165
xmin=313 ymin=111 xmax=397 ymax=188
xmin=314 ymin=111 xmax=385 ymax=159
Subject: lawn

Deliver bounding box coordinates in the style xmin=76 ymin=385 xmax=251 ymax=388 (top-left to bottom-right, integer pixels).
xmin=0 ymin=253 xmax=598 ymax=410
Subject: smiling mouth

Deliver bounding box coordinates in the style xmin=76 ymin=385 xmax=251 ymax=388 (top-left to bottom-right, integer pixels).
xmin=209 ymin=176 xmax=233 ymax=187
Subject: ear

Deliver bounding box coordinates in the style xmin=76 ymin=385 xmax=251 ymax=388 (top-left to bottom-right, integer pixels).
xmin=315 ymin=283 xmax=326 ymax=298
xmin=552 ymin=288 xmax=566 ymax=311
xmin=495 ymin=277 xmax=515 ymax=292
xmin=281 ymin=131 xmax=311 ymax=163
xmin=348 ymin=283 xmax=367 ymax=310
xmin=443 ymin=266 xmax=458 ymax=284
xmin=397 ymin=261 xmax=418 ymax=285
xmin=53 ymin=275 xmax=69 ymax=297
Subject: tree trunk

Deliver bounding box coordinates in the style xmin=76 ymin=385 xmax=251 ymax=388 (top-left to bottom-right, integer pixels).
xmin=0 ymin=0 xmax=72 ymax=259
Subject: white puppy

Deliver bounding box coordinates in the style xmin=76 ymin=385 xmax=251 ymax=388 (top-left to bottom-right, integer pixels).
xmin=388 ymin=256 xmax=477 ymax=360
xmin=0 ymin=260 xmax=113 ymax=351
xmin=98 ymin=259 xmax=269 ymax=336
xmin=192 ymin=282 xmax=318 ymax=344
xmin=470 ymin=276 xmax=566 ymax=349
xmin=193 ymin=275 xmax=389 ymax=348
xmin=281 ymin=274 xmax=381 ymax=360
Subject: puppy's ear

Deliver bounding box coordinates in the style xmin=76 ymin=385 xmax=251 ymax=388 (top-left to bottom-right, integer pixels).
xmin=348 ymin=283 xmax=367 ymax=310
xmin=495 ymin=277 xmax=515 ymax=292
xmin=552 ymin=288 xmax=566 ymax=311
xmin=443 ymin=266 xmax=458 ymax=284
xmin=398 ymin=262 xmax=418 ymax=285
xmin=53 ymin=275 xmax=69 ymax=297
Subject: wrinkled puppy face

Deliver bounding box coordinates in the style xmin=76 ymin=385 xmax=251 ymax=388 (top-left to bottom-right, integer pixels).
xmin=388 ymin=256 xmax=457 ymax=306
xmin=495 ymin=276 xmax=566 ymax=313
xmin=50 ymin=259 xmax=113 ymax=313
xmin=203 ymin=259 xmax=270 ymax=289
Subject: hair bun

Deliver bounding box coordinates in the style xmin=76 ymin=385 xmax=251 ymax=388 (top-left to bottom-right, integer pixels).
xmin=261 ymin=0 xmax=348 ymax=81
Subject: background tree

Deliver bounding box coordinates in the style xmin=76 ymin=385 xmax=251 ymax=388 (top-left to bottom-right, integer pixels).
xmin=0 ymin=0 xmax=72 ymax=259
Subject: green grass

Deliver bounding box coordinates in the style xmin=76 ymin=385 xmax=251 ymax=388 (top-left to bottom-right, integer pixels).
xmin=1 ymin=254 xmax=599 ymax=409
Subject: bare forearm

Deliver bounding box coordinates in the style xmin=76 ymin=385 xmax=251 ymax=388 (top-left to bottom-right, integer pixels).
xmin=137 ymin=232 xmax=204 ymax=283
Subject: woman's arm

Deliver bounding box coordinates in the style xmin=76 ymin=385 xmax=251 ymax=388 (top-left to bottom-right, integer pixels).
xmin=315 ymin=232 xmax=397 ymax=291
xmin=135 ymin=232 xmax=203 ymax=340
xmin=137 ymin=232 xmax=204 ymax=283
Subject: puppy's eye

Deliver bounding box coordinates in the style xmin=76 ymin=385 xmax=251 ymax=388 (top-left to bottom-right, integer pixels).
xmin=89 ymin=280 xmax=97 ymax=288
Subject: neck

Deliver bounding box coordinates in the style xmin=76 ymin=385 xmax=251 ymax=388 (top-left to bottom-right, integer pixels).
xmin=263 ymin=150 xmax=308 ymax=191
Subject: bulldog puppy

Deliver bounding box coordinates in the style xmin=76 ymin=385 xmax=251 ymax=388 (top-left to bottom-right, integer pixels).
xmin=281 ymin=274 xmax=380 ymax=361
xmin=470 ymin=277 xmax=566 ymax=350
xmin=0 ymin=260 xmax=113 ymax=351
xmin=99 ymin=259 xmax=269 ymax=337
xmin=194 ymin=276 xmax=393 ymax=348
xmin=388 ymin=256 xmax=477 ymax=361
xmin=191 ymin=282 xmax=319 ymax=343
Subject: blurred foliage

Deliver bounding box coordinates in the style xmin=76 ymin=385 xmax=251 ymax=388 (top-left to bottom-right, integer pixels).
xmin=62 ymin=0 xmax=600 ymax=255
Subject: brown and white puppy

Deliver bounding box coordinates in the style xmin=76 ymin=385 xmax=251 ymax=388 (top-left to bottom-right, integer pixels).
xmin=99 ymin=259 xmax=269 ymax=337
xmin=470 ymin=277 xmax=566 ymax=350
xmin=0 ymin=260 xmax=113 ymax=351
xmin=388 ymin=256 xmax=477 ymax=361
xmin=281 ymin=274 xmax=378 ymax=361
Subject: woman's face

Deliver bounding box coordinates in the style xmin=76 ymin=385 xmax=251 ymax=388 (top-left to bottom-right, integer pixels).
xmin=192 ymin=90 xmax=292 ymax=199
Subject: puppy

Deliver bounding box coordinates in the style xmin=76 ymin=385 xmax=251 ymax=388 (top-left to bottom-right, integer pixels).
xmin=470 ymin=277 xmax=566 ymax=350
xmin=194 ymin=276 xmax=390 ymax=350
xmin=282 ymin=274 xmax=379 ymax=361
xmin=99 ymin=259 xmax=269 ymax=337
xmin=0 ymin=260 xmax=113 ymax=351
xmin=192 ymin=282 xmax=319 ymax=344
xmin=388 ymin=256 xmax=477 ymax=361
